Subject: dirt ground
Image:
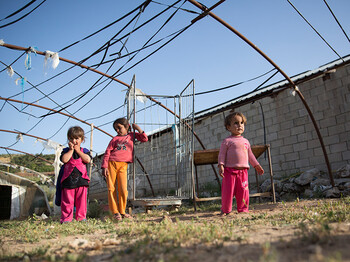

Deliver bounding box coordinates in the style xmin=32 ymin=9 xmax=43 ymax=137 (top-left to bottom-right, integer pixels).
xmin=1 ymin=199 xmax=350 ymax=262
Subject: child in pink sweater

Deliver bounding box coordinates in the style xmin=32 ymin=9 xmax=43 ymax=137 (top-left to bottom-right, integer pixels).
xmin=218 ymin=112 xmax=264 ymax=215
xmin=59 ymin=126 xmax=91 ymax=223
xmin=102 ymin=118 xmax=148 ymax=220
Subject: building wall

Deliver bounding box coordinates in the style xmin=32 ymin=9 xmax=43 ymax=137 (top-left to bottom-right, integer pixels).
xmin=117 ymin=63 xmax=350 ymax=197
xmin=193 ymin=63 xmax=350 ymax=188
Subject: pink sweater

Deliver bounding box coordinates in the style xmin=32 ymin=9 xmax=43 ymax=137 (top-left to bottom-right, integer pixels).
xmin=101 ymin=132 xmax=148 ymax=168
xmin=218 ymin=135 xmax=259 ymax=169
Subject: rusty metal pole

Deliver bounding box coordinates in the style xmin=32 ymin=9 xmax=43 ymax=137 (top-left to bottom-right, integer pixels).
xmin=1 ymin=43 xmax=130 ymax=88
xmin=0 ymin=146 xmax=53 ymax=164
xmin=0 ymin=97 xmax=158 ymax=194
xmin=0 ymin=129 xmax=62 ymax=145
xmin=187 ymin=0 xmax=334 ymax=187
xmin=0 ymin=97 xmax=113 ymax=137
xmin=0 ymin=43 xmax=215 ymax=158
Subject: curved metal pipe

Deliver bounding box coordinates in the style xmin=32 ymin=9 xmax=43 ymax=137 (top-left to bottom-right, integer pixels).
xmin=1 ymin=43 xmax=130 ymax=88
xmin=0 ymin=96 xmax=113 ymax=137
xmin=0 ymin=146 xmax=53 ymax=164
xmin=0 ymin=97 xmax=156 ymax=195
xmin=187 ymin=0 xmax=334 ymax=187
xmin=0 ymin=129 xmax=62 ymax=145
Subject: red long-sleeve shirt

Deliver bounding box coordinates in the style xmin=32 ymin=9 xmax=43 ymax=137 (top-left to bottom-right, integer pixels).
xmin=101 ymin=132 xmax=148 ymax=168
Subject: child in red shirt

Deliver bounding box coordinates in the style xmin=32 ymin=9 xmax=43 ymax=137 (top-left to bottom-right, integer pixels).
xmin=218 ymin=112 xmax=264 ymax=215
xmin=102 ymin=118 xmax=148 ymax=220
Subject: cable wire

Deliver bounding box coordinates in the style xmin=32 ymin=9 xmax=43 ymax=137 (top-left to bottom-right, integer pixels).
xmin=0 ymin=0 xmax=37 ymax=21
xmin=42 ymin=0 xmax=185 ymax=122
xmin=151 ymin=0 xmax=199 ymax=14
xmin=322 ymin=0 xmax=350 ymax=44
xmin=0 ymin=0 xmax=46 ymax=29
xmin=194 ymin=68 xmax=277 ymax=96
xmin=112 ymin=0 xmax=185 ymax=76
xmin=0 ymin=60 xmax=75 ymax=115
xmin=77 ymin=0 xmax=182 ymax=69
xmin=252 ymin=69 xmax=279 ymax=92
xmin=58 ymin=1 xmax=149 ymax=52
xmin=0 ymin=52 xmax=26 ymax=73
xmin=287 ymin=0 xmax=344 ymax=61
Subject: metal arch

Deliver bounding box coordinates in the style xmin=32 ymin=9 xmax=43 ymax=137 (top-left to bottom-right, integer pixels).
xmin=0 ymin=98 xmax=156 ymax=195
xmin=186 ymin=0 xmax=334 ymax=187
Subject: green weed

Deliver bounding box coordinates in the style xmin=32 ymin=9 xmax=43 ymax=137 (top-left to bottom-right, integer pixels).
xmin=296 ymin=220 xmax=332 ymax=244
xmin=0 ymin=197 xmax=349 ymax=261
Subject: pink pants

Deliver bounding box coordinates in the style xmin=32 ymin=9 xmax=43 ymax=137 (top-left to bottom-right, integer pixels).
xmin=60 ymin=186 xmax=88 ymax=223
xmin=221 ymin=167 xmax=249 ymax=213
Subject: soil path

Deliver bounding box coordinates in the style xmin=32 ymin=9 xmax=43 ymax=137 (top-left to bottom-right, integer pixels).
xmin=1 ymin=199 xmax=349 ymax=261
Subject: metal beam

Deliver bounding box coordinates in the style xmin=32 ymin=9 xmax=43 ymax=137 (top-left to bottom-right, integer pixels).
xmin=186 ymin=0 xmax=334 ymax=187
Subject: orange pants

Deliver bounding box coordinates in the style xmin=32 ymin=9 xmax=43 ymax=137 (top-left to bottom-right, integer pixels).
xmin=106 ymin=161 xmax=128 ymax=215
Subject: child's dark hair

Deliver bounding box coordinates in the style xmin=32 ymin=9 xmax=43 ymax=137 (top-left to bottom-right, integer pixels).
xmin=224 ymin=112 xmax=247 ymax=130
xmin=113 ymin=117 xmax=130 ymax=132
xmin=67 ymin=126 xmax=85 ymax=141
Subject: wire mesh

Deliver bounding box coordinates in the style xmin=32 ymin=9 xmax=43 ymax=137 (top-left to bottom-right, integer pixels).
xmin=127 ymin=77 xmax=194 ymax=200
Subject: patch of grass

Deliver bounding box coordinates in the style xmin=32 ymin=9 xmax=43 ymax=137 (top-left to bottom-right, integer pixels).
xmin=0 ymin=197 xmax=349 ymax=261
xmin=260 ymin=242 xmax=278 ymax=262
xmin=197 ymin=182 xmax=221 ymax=198
xmin=0 ymin=216 xmax=117 ymax=243
xmin=195 ymin=201 xmax=221 ymax=212
xmin=87 ymin=199 xmax=105 ymax=219
xmin=296 ymin=220 xmax=332 ymax=244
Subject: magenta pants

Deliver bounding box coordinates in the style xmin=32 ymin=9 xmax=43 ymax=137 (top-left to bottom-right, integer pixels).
xmin=60 ymin=186 xmax=88 ymax=223
xmin=221 ymin=167 xmax=249 ymax=213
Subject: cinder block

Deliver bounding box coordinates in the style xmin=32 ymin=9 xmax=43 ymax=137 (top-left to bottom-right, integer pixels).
xmin=285 ymin=152 xmax=299 ymax=161
xmin=295 ymin=158 xmax=310 ymax=168
xmin=330 ymin=143 xmax=347 ymax=154
xmin=342 ymin=150 xmax=350 ymax=161
xmin=293 ymin=142 xmax=308 ymax=152
xmin=324 ymin=135 xmax=340 ymax=145
xmin=283 ymin=136 xmax=298 ymax=146
xmin=280 ymin=145 xmax=293 ymax=154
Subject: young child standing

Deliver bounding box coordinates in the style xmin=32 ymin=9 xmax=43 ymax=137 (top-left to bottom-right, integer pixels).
xmin=59 ymin=126 xmax=91 ymax=223
xmin=218 ymin=112 xmax=264 ymax=215
xmin=102 ymin=117 xmax=148 ymax=220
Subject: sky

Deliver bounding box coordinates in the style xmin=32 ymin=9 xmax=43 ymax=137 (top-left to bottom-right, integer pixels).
xmin=0 ymin=0 xmax=350 ymax=157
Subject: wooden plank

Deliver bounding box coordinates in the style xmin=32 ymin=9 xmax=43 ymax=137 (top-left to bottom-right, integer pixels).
xmin=251 ymin=145 xmax=267 ymax=159
xmin=194 ymin=149 xmax=219 ymax=165
xmin=250 ymin=192 xmax=271 ymax=198
xmin=193 ymin=145 xmax=267 ymax=165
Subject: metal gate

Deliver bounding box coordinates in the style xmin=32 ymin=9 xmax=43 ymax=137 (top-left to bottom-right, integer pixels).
xmin=127 ymin=76 xmax=195 ymax=208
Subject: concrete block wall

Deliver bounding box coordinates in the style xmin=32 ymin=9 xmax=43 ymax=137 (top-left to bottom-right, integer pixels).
xmin=193 ymin=63 xmax=350 ymax=188
xmin=116 ymin=62 xmax=350 ymax=198
xmin=132 ymin=128 xmax=193 ymax=197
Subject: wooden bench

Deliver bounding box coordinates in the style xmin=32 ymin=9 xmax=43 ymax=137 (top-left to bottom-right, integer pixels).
xmin=192 ymin=145 xmax=276 ymax=207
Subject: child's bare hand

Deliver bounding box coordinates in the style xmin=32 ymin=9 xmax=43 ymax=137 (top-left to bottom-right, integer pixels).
xmin=102 ymin=168 xmax=108 ymax=178
xmin=132 ymin=123 xmax=144 ymax=133
xmin=73 ymin=144 xmax=80 ymax=152
xmin=255 ymin=165 xmax=264 ymax=175
xmin=68 ymin=142 xmax=74 ymax=150
xmin=218 ymin=165 xmax=225 ymax=178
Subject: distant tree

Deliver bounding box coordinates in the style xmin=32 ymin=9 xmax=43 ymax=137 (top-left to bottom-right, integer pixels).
xmin=0 ymin=154 xmax=55 ymax=173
